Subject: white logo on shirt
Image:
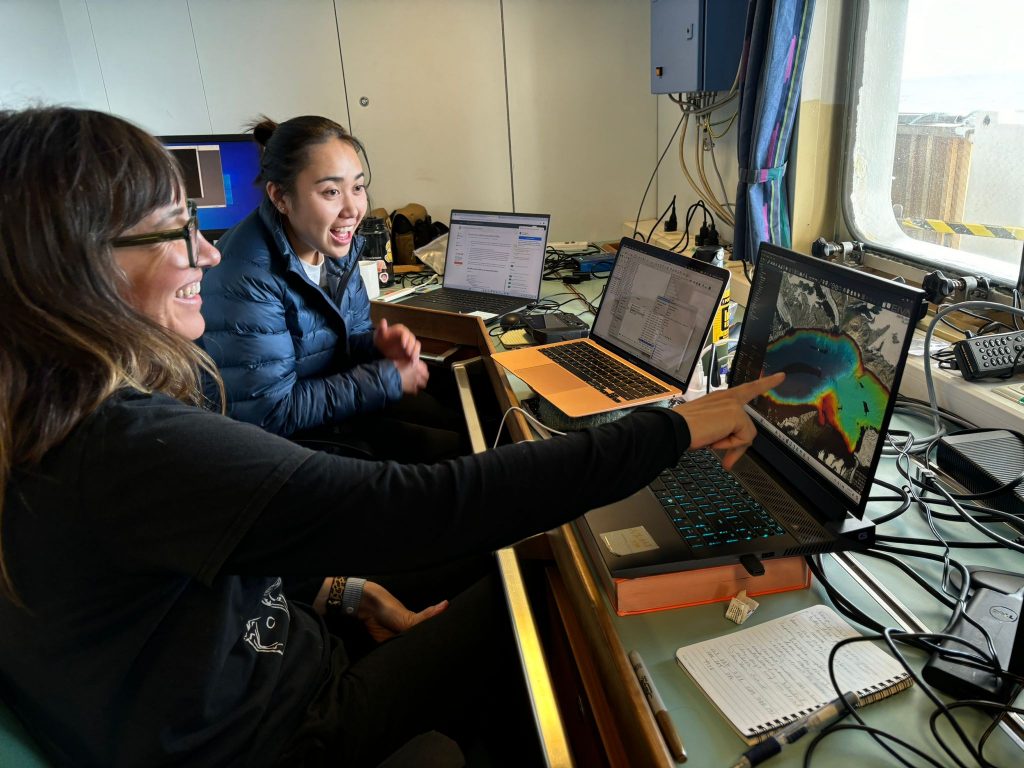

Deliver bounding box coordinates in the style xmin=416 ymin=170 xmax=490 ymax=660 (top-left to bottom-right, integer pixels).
xmin=242 ymin=577 xmax=289 ymax=655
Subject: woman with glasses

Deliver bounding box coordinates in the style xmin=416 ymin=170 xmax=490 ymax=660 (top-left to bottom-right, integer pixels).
xmin=0 ymin=106 xmax=781 ymax=767
xmin=199 ymin=115 xmax=464 ymax=462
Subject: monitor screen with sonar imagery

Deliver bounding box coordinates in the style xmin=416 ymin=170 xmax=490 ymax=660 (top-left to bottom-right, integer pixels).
xmin=730 ymin=244 xmax=923 ymax=506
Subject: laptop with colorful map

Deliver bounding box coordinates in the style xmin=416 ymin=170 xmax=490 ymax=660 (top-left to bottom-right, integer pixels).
xmin=577 ymin=242 xmax=927 ymax=578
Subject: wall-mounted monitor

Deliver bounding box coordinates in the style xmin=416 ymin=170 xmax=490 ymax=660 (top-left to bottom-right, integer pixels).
xmin=157 ymin=134 xmax=264 ymax=241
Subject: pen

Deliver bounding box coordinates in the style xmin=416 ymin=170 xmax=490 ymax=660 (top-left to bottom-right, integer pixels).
xmin=629 ymin=650 xmax=687 ymax=763
xmin=729 ymin=691 xmax=860 ymax=768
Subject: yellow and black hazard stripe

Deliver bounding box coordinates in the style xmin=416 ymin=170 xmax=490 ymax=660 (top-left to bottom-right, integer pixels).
xmin=901 ymin=217 xmax=1024 ymax=241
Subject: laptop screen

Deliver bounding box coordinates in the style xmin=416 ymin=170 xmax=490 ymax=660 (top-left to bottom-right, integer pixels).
xmin=158 ymin=135 xmax=264 ymax=240
xmin=592 ymin=238 xmax=729 ymax=387
xmin=443 ymin=210 xmax=549 ymax=299
xmin=730 ymin=244 xmax=924 ymax=509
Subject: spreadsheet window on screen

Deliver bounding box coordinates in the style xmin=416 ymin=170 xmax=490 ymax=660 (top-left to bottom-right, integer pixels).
xmin=593 ymin=243 xmax=722 ymax=382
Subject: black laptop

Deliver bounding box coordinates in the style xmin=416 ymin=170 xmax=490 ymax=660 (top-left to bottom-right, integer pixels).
xmin=578 ymin=242 xmax=926 ymax=578
xmin=389 ymin=209 xmax=549 ymax=323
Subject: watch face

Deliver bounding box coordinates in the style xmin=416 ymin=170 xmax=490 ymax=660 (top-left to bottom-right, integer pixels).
xmin=376 ymin=260 xmax=391 ymax=285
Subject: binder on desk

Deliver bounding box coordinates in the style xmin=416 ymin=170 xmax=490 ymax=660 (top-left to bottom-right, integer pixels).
xmin=675 ymin=604 xmax=913 ymax=745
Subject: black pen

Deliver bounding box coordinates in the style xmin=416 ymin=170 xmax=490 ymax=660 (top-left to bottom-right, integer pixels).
xmin=629 ymin=650 xmax=687 ymax=763
xmin=729 ymin=691 xmax=860 ymax=768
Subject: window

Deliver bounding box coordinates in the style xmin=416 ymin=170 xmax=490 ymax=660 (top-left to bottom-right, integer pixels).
xmin=843 ymin=0 xmax=1024 ymax=286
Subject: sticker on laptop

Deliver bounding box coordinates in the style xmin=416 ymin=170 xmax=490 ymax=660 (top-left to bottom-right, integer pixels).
xmin=600 ymin=526 xmax=659 ymax=556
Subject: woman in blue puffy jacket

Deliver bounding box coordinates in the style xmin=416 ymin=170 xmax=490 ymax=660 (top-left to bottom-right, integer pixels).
xmin=201 ymin=116 xmax=458 ymax=459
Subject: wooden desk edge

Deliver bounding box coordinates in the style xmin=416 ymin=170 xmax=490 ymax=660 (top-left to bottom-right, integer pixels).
xmin=368 ymin=299 xmax=661 ymax=763
xmin=548 ymin=524 xmax=675 ymax=767
xmin=447 ymin=340 xmax=573 ymax=766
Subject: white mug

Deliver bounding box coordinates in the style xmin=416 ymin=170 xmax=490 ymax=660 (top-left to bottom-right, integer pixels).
xmin=358 ymin=260 xmax=381 ymax=299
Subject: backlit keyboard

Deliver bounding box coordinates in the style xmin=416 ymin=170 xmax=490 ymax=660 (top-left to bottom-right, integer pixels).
xmin=649 ymin=449 xmax=786 ymax=550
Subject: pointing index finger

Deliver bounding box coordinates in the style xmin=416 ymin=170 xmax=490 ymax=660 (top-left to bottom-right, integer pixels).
xmin=730 ymin=372 xmax=785 ymax=402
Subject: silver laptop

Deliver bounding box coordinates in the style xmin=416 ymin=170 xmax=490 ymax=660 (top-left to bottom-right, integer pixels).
xmin=492 ymin=237 xmax=729 ymax=418
xmin=388 ymin=209 xmax=549 ymax=323
xmin=578 ymin=242 xmax=926 ymax=578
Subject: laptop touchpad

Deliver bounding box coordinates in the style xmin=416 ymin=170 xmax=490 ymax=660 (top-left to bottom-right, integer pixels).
xmin=520 ymin=364 xmax=585 ymax=394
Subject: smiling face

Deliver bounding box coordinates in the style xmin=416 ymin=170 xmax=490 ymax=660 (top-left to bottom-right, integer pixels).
xmin=113 ymin=201 xmax=221 ymax=340
xmin=268 ymin=138 xmax=368 ymax=265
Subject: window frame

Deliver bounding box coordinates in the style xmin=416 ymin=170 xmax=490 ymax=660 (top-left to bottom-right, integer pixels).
xmin=840 ymin=0 xmax=1023 ymax=290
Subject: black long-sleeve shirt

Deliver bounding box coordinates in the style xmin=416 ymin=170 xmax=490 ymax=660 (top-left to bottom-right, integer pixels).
xmin=0 ymin=390 xmax=690 ymax=766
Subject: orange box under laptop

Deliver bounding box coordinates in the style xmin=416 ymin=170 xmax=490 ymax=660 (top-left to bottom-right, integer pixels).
xmin=577 ymin=526 xmax=811 ymax=616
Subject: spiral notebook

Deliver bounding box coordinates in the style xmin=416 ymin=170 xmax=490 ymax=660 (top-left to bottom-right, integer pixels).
xmin=675 ymin=604 xmax=913 ymax=745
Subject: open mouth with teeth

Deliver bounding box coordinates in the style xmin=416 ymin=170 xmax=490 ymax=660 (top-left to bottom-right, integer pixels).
xmin=330 ymin=226 xmax=355 ymax=246
xmin=175 ymin=282 xmax=201 ymax=299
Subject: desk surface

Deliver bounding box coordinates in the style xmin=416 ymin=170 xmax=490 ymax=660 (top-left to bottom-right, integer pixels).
xmin=597 ymin=420 xmax=1023 ymax=767
xmin=377 ymin=260 xmax=1023 ymax=767
xmin=492 ymin=269 xmax=1024 ymax=767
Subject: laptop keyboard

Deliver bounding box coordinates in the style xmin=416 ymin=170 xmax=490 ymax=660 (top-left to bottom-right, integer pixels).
xmin=539 ymin=342 xmax=669 ymax=402
xmin=403 ymin=288 xmax=523 ymax=314
xmin=650 ymin=449 xmax=787 ymax=551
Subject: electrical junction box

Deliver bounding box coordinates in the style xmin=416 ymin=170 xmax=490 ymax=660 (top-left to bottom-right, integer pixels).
xmin=651 ymin=0 xmax=749 ymax=94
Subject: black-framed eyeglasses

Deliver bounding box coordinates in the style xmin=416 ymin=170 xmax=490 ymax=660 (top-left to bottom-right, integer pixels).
xmin=111 ymin=200 xmax=200 ymax=268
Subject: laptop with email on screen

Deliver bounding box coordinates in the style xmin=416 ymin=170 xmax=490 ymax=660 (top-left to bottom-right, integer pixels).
xmin=388 ymin=209 xmax=549 ymax=323
xmin=577 ymin=242 xmax=926 ymax=578
xmin=492 ymin=237 xmax=729 ymax=418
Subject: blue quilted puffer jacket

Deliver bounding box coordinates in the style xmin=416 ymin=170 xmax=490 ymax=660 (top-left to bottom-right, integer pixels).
xmin=199 ymin=197 xmax=402 ymax=436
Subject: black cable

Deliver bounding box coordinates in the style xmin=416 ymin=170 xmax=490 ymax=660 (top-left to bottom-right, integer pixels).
xmin=865 ymin=476 xmax=912 ymax=523
xmin=873 ymin=533 xmax=1006 ymax=549
xmin=670 ymin=200 xmax=712 ymax=252
xmin=854 ymin=549 xmax=957 ymax=608
xmin=964 ymin=699 xmax=1024 ymax=764
xmin=926 ymin=480 xmax=1024 ymax=555
xmin=871 ymin=542 xmax=1003 ymax=667
xmin=840 ymin=632 xmax=981 ymax=768
xmin=804 ymin=723 xmax=945 ymax=768
xmin=939 ymin=315 xmax=970 ymax=336
xmin=646 ymin=195 xmax=676 ymax=243
xmin=632 ymin=111 xmax=686 ymax=241
xmin=1001 ymin=344 xmax=1024 ymax=379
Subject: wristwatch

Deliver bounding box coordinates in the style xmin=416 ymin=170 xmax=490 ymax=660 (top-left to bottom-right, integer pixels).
xmin=326 ymin=576 xmax=366 ymax=616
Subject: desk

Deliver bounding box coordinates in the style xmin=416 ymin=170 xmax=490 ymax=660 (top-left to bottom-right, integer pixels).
xmin=542 ymin=418 xmax=1024 ymax=767
xmin=487 ymin=275 xmax=1024 ymax=767
xmin=377 ymin=267 xmax=1023 ymax=767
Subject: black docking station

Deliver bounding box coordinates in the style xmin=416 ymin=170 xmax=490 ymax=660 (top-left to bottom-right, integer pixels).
xmin=922 ymin=566 xmax=1023 ymax=703
xmin=525 ymin=312 xmax=589 ymax=344
xmin=935 ymin=430 xmax=1024 ymax=533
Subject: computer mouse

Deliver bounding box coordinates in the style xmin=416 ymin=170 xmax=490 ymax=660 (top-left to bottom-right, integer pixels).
xmin=499 ymin=312 xmax=525 ymax=330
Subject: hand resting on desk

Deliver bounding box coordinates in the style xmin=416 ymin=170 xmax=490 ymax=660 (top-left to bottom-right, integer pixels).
xmin=671 ymin=373 xmax=785 ymax=470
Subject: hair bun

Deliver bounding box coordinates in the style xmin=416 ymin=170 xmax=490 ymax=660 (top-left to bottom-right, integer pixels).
xmin=250 ymin=116 xmax=278 ymax=148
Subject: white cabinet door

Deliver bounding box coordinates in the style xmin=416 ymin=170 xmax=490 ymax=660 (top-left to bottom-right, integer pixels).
xmin=504 ymin=0 xmax=656 ymax=242
xmin=335 ymin=0 xmax=512 ymax=218
xmin=190 ymin=0 xmax=347 ymax=134
xmin=0 ymin=0 xmax=81 ymax=108
xmin=84 ymin=0 xmax=209 ymax=134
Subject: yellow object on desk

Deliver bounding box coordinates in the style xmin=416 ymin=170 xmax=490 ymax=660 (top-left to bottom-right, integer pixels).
xmin=498 ymin=329 xmax=531 ymax=347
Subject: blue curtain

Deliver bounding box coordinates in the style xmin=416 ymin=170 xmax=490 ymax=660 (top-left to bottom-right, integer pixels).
xmin=733 ymin=0 xmax=817 ymax=265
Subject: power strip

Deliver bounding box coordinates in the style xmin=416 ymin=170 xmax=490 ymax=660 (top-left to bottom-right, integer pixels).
xmin=548 ymin=241 xmax=591 ymax=252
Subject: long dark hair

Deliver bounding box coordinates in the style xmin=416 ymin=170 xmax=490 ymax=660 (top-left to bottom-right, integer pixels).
xmin=250 ymin=114 xmax=369 ymax=194
xmin=0 ymin=106 xmax=221 ymax=604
